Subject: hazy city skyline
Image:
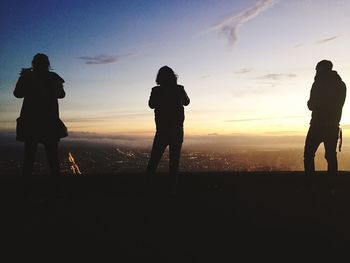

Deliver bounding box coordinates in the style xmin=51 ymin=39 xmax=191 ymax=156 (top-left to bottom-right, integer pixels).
xmin=2 ymin=136 xmax=350 ymax=175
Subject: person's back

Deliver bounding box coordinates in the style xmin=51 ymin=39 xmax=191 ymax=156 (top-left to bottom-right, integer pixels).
xmin=308 ymin=69 xmax=346 ymax=126
xmin=14 ymin=53 xmax=66 ymax=177
xmin=304 ymin=60 xmax=346 ymax=174
xmin=149 ymin=84 xmax=189 ymax=130
xmin=147 ymin=66 xmax=190 ymax=189
xmin=15 ymin=69 xmax=64 ymax=124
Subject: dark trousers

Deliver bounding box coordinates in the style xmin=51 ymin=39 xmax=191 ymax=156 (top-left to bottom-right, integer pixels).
xmin=304 ymin=125 xmax=339 ymax=174
xmin=23 ymin=140 xmax=60 ymax=176
xmin=147 ymin=129 xmax=183 ymax=177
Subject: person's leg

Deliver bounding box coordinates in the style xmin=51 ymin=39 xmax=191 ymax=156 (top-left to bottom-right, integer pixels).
xmin=23 ymin=140 xmax=38 ymax=176
xmin=169 ymin=141 xmax=182 ymax=185
xmin=169 ymin=130 xmax=183 ymax=189
xmin=324 ymin=126 xmax=339 ymax=175
xmin=169 ymin=137 xmax=183 ymax=176
xmin=147 ymin=132 xmax=168 ymax=176
xmin=304 ymin=125 xmax=322 ymax=174
xmin=44 ymin=140 xmax=60 ymax=176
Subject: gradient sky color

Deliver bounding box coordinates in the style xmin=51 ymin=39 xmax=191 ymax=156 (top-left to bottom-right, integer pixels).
xmin=1 ymin=0 xmax=350 ymax=138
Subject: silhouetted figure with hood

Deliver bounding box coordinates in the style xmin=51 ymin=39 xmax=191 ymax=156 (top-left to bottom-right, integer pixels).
xmin=304 ymin=60 xmax=346 ymax=174
xmin=14 ymin=53 xmax=67 ymax=177
xmin=147 ymin=66 xmax=190 ymax=185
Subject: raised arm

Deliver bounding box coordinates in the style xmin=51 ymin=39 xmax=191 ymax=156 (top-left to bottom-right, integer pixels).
xmin=336 ymin=81 xmax=346 ymax=109
xmin=13 ymin=74 xmax=27 ymax=98
xmin=51 ymin=72 xmax=66 ymax=99
xmin=307 ymin=83 xmax=316 ymax=111
xmin=180 ymin=86 xmax=190 ymax=106
xmin=148 ymin=88 xmax=157 ymax=109
xmin=56 ymin=82 xmax=66 ymax=99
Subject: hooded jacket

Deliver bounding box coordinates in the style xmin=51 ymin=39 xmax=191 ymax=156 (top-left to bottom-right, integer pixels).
xmin=307 ymin=70 xmax=346 ymax=126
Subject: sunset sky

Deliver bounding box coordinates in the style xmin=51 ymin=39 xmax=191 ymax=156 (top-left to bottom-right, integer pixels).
xmin=1 ymin=0 xmax=350 ymax=138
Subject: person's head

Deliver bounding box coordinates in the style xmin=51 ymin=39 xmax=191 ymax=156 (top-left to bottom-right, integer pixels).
xmin=316 ymin=60 xmax=333 ymax=73
xmin=32 ymin=53 xmax=51 ymax=71
xmin=156 ymin=66 xmax=177 ymax=86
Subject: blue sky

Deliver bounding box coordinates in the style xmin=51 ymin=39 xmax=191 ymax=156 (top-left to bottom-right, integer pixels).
xmin=1 ymin=0 xmax=350 ymax=137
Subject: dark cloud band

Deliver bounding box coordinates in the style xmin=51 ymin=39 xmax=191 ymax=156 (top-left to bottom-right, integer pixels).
xmin=77 ymin=53 xmax=133 ymax=65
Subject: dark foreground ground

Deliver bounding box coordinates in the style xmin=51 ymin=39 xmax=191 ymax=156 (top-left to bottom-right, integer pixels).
xmin=1 ymin=171 xmax=350 ymax=260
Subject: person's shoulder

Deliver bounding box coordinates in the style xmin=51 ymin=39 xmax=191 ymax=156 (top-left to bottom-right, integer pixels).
xmin=152 ymin=85 xmax=161 ymax=91
xmin=176 ymin=84 xmax=184 ymax=90
xmin=49 ymin=71 xmax=65 ymax=83
xmin=341 ymin=80 xmax=346 ymax=89
xmin=331 ymin=71 xmax=346 ymax=88
xmin=330 ymin=70 xmax=342 ymax=81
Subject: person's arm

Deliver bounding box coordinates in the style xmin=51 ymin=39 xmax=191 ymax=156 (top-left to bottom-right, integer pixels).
xmin=307 ymin=83 xmax=316 ymax=111
xmin=148 ymin=88 xmax=157 ymax=109
xmin=56 ymin=82 xmax=66 ymax=99
xmin=180 ymin=86 xmax=190 ymax=106
xmin=13 ymin=69 xmax=31 ymax=98
xmin=51 ymin=72 xmax=65 ymax=98
xmin=13 ymin=77 xmax=26 ymax=98
xmin=336 ymin=81 xmax=346 ymax=109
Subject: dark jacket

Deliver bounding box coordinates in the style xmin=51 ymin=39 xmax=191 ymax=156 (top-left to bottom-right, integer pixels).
xmin=14 ymin=69 xmax=65 ymax=141
xmin=149 ymin=84 xmax=190 ymax=130
xmin=307 ymin=70 xmax=346 ymax=126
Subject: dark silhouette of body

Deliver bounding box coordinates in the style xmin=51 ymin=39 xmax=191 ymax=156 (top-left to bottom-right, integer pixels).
xmin=147 ymin=66 xmax=190 ymax=181
xmin=304 ymin=60 xmax=346 ymax=174
xmin=14 ymin=53 xmax=66 ymax=176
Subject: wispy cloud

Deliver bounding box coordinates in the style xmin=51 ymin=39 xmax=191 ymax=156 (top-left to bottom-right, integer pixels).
xmin=235 ymin=68 xmax=253 ymax=74
xmin=226 ymin=115 xmax=303 ymax=122
xmin=264 ymin=130 xmax=301 ymax=135
xmin=293 ymin=43 xmax=304 ymax=48
xmin=64 ymin=112 xmax=149 ymax=123
xmin=257 ymin=73 xmax=297 ymax=80
xmin=209 ymin=0 xmax=279 ymax=46
xmin=231 ymin=88 xmax=265 ymax=97
xmin=294 ymin=35 xmax=341 ymax=48
xmin=77 ymin=53 xmax=133 ymax=65
xmin=315 ymin=35 xmax=340 ymax=44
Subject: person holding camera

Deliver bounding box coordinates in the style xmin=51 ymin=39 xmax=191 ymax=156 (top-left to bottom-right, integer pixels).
xmin=147 ymin=66 xmax=190 ymax=185
xmin=14 ymin=53 xmax=67 ymax=177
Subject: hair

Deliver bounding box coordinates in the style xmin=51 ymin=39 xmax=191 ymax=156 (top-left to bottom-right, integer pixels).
xmin=156 ymin=66 xmax=177 ymax=86
xmin=316 ymin=60 xmax=333 ymax=72
xmin=32 ymin=53 xmax=51 ymax=71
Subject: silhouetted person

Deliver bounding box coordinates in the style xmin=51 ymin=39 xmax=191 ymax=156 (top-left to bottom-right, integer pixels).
xmin=147 ymin=66 xmax=190 ymax=183
xmin=14 ymin=53 xmax=67 ymax=177
xmin=304 ymin=60 xmax=346 ymax=174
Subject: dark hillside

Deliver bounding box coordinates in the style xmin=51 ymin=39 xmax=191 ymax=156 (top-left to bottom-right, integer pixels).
xmin=1 ymin=172 xmax=349 ymax=259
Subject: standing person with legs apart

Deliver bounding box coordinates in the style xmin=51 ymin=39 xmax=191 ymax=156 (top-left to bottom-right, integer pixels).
xmin=147 ymin=66 xmax=190 ymax=191
xmin=304 ymin=60 xmax=346 ymax=175
xmin=14 ymin=53 xmax=68 ymax=181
